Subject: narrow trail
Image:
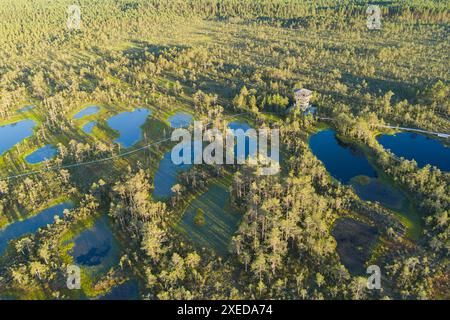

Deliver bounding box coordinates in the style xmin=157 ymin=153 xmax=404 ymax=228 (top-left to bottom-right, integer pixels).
xmin=374 ymin=124 xmax=449 ymax=138
xmin=317 ymin=117 xmax=450 ymax=138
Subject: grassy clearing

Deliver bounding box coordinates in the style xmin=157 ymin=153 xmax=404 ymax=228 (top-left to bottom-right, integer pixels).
xmin=176 ymin=178 xmax=242 ymax=256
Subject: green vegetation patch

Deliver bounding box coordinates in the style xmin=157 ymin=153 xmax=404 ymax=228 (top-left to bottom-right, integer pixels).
xmin=352 ymin=175 xmax=371 ymax=186
xmin=351 ymin=176 xmax=404 ymax=209
xmin=194 ymin=208 xmax=206 ymax=227
xmin=177 ymin=182 xmax=242 ymax=256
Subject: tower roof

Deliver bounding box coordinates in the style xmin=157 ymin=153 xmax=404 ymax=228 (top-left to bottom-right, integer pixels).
xmin=294 ymin=88 xmax=312 ymax=96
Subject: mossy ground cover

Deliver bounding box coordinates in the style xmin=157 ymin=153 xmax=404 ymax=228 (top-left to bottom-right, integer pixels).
xmin=332 ymin=217 xmax=379 ymax=276
xmin=369 ymin=170 xmax=423 ymax=241
xmin=176 ymin=179 xmax=242 ymax=256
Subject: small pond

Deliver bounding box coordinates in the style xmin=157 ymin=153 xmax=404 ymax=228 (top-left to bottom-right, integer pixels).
xmin=73 ymin=106 xmax=100 ymax=120
xmin=228 ymin=121 xmax=258 ymax=162
xmin=377 ymin=132 xmax=450 ymax=171
xmin=309 ymin=129 xmax=376 ymax=184
xmin=0 ymin=202 xmax=73 ymax=256
xmin=82 ymin=121 xmax=97 ymax=134
xmin=168 ymin=112 xmax=193 ymax=128
xmin=0 ymin=120 xmax=36 ymax=156
xmin=25 ymin=144 xmax=58 ymax=164
xmin=152 ymin=148 xmax=192 ymax=199
xmin=69 ymin=215 xmax=119 ymax=269
xmin=107 ymin=108 xmax=152 ymax=148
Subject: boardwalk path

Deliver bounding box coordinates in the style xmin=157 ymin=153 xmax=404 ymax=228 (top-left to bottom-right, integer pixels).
xmin=317 ymin=117 xmax=450 ymax=139
xmin=375 ymin=124 xmax=449 ymax=139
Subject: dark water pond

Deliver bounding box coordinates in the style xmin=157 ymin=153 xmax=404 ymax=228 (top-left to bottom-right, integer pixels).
xmin=98 ymin=280 xmax=139 ymax=300
xmin=351 ymin=176 xmax=405 ymax=210
xmin=0 ymin=202 xmax=73 ymax=256
xmin=25 ymin=144 xmax=58 ymax=164
xmin=168 ymin=112 xmax=193 ymax=128
xmin=82 ymin=121 xmax=97 ymax=134
xmin=332 ymin=218 xmax=378 ymax=275
xmin=0 ymin=120 xmax=36 ymax=156
xmin=228 ymin=121 xmax=258 ymax=161
xmin=309 ymin=129 xmax=376 ymax=184
xmin=228 ymin=121 xmax=252 ymax=132
xmin=377 ymin=132 xmax=450 ymax=171
xmin=152 ymin=148 xmax=192 ymax=199
xmin=152 ymin=112 xmax=196 ymax=198
xmin=69 ymin=215 xmax=119 ymax=268
xmin=310 ymin=129 xmax=421 ymax=238
xmin=351 ymin=175 xmax=421 ymax=239
xmin=17 ymin=105 xmax=35 ymax=113
xmin=73 ymin=106 xmax=100 ymax=120
xmin=107 ymin=108 xmax=151 ymax=148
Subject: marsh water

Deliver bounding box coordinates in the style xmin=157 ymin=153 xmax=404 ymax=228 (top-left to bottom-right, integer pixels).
xmin=153 ymin=120 xmax=270 ymax=198
xmin=98 ymin=280 xmax=139 ymax=300
xmin=228 ymin=121 xmax=258 ymax=161
xmin=152 ymin=150 xmax=192 ymax=199
xmin=168 ymin=112 xmax=193 ymax=128
xmin=152 ymin=113 xmax=195 ymax=198
xmin=107 ymin=108 xmax=151 ymax=148
xmin=0 ymin=202 xmax=73 ymax=256
xmin=377 ymin=132 xmax=450 ymax=171
xmin=309 ymin=129 xmax=376 ymax=184
xmin=82 ymin=121 xmax=97 ymax=134
xmin=309 ymin=129 xmax=423 ymax=238
xmin=0 ymin=120 xmax=36 ymax=156
xmin=25 ymin=144 xmax=58 ymax=164
xmin=69 ymin=215 xmax=119 ymax=269
xmin=228 ymin=121 xmax=252 ymax=132
xmin=351 ymin=176 xmax=404 ymax=209
xmin=73 ymin=106 xmax=100 ymax=120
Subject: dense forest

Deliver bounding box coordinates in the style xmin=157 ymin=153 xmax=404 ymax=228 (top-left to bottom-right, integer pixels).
xmin=0 ymin=0 xmax=448 ymax=300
